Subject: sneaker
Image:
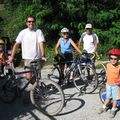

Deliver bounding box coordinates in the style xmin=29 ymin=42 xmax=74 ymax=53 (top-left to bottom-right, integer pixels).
xmin=98 ymin=107 xmax=107 ymax=114
xmin=109 ymin=110 xmax=116 ymax=118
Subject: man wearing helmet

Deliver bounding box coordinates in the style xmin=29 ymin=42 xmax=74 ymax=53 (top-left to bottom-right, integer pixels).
xmin=0 ymin=39 xmax=7 ymax=77
xmin=98 ymin=49 xmax=120 ymax=118
xmin=55 ymin=27 xmax=81 ymax=84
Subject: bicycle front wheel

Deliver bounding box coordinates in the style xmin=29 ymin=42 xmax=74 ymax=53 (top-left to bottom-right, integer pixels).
xmin=73 ymin=65 xmax=98 ymax=94
xmin=30 ymin=80 xmax=65 ymax=116
xmin=48 ymin=66 xmax=60 ymax=84
xmin=99 ymin=85 xmax=106 ymax=104
xmin=95 ymin=62 xmax=106 ymax=86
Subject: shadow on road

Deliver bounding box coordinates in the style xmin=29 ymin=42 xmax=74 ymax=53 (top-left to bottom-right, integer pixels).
xmin=0 ymin=91 xmax=57 ymax=120
xmin=55 ymin=92 xmax=85 ymax=116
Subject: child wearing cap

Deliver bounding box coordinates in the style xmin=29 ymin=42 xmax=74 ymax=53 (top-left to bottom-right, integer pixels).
xmin=98 ymin=49 xmax=120 ymax=118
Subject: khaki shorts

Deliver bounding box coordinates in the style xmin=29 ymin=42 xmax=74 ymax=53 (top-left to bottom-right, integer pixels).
xmin=24 ymin=59 xmax=41 ymax=77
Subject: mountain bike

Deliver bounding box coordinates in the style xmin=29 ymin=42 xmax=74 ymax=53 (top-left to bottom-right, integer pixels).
xmin=0 ymin=60 xmax=65 ymax=116
xmin=79 ymin=50 xmax=106 ymax=87
xmin=48 ymin=54 xmax=98 ymax=94
xmin=95 ymin=62 xmax=106 ymax=86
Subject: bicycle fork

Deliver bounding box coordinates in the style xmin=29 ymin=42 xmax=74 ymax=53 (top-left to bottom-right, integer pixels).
xmin=77 ymin=64 xmax=86 ymax=81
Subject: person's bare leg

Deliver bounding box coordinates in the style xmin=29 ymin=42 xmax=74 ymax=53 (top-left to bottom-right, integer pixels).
xmin=112 ymin=100 xmax=117 ymax=109
xmin=98 ymin=99 xmax=110 ymax=114
xmin=104 ymin=99 xmax=111 ymax=107
xmin=25 ymin=72 xmax=35 ymax=84
xmin=26 ymin=72 xmax=32 ymax=80
xmin=109 ymin=100 xmax=117 ymax=118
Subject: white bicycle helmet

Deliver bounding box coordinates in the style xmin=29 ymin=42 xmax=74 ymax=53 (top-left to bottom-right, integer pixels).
xmin=61 ymin=28 xmax=69 ymax=33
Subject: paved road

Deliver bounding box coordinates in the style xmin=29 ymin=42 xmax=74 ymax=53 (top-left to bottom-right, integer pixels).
xmin=0 ymin=65 xmax=120 ymax=120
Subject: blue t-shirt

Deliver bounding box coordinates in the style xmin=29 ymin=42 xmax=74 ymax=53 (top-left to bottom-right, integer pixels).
xmin=59 ymin=37 xmax=72 ymax=54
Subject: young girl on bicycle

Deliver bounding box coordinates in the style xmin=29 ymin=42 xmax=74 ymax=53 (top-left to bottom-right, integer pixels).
xmin=98 ymin=49 xmax=120 ymax=118
xmin=0 ymin=39 xmax=8 ymax=78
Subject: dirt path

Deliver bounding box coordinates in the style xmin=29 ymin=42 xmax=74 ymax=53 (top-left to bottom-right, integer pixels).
xmin=1 ymin=63 xmax=120 ymax=120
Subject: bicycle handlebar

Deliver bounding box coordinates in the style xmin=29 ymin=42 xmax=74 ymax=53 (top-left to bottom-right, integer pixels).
xmin=90 ymin=52 xmax=96 ymax=60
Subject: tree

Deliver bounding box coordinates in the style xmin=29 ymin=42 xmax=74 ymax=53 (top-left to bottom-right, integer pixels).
xmin=1 ymin=0 xmax=120 ymax=56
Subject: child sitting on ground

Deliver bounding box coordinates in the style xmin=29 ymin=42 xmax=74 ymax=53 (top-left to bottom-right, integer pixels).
xmin=0 ymin=39 xmax=7 ymax=78
xmin=98 ymin=48 xmax=120 ymax=118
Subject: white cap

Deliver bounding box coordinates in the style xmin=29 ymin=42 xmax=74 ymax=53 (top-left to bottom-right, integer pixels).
xmin=85 ymin=24 xmax=92 ymax=29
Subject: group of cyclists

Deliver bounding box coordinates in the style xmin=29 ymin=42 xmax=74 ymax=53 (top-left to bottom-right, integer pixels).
xmin=55 ymin=23 xmax=99 ymax=65
xmin=0 ymin=15 xmax=120 ymax=118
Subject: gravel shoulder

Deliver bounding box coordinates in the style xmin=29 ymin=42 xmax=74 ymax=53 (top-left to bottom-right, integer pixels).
xmin=0 ymin=63 xmax=120 ymax=120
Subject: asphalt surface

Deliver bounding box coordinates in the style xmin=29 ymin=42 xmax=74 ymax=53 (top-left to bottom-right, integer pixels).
xmin=0 ymin=65 xmax=120 ymax=120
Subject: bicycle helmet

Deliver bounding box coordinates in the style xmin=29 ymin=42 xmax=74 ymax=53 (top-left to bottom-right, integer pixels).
xmin=61 ymin=28 xmax=69 ymax=33
xmin=109 ymin=49 xmax=120 ymax=56
xmin=0 ymin=39 xmax=4 ymax=45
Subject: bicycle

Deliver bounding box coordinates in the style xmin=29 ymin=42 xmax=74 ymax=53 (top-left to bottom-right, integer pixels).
xmin=94 ymin=61 xmax=106 ymax=86
xmin=79 ymin=50 xmax=107 ymax=87
xmin=0 ymin=60 xmax=65 ymax=116
xmin=48 ymin=54 xmax=98 ymax=94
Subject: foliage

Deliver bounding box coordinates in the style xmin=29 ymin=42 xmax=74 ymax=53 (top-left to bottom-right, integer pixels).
xmin=0 ymin=0 xmax=119 ymax=61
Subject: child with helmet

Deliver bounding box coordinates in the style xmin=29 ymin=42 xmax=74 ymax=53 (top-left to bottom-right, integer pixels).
xmin=0 ymin=39 xmax=7 ymax=78
xmin=98 ymin=49 xmax=120 ymax=118
xmin=1 ymin=36 xmax=12 ymax=55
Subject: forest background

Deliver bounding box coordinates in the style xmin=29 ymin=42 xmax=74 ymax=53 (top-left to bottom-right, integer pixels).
xmin=0 ymin=0 xmax=120 ymax=63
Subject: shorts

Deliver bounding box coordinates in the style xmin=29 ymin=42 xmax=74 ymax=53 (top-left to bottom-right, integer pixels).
xmin=106 ymin=83 xmax=119 ymax=100
xmin=24 ymin=59 xmax=41 ymax=77
xmin=62 ymin=52 xmax=73 ymax=66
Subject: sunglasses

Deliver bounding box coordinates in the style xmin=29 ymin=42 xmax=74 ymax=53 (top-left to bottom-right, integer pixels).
xmin=110 ymin=57 xmax=118 ymax=60
xmin=63 ymin=33 xmax=69 ymax=35
xmin=27 ymin=21 xmax=35 ymax=23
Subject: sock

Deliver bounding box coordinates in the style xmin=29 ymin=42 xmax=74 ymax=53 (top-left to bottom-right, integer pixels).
xmin=111 ymin=108 xmax=117 ymax=111
xmin=102 ymin=105 xmax=107 ymax=109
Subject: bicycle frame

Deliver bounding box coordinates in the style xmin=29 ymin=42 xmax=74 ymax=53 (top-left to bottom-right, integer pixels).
xmin=59 ymin=60 xmax=87 ymax=83
xmin=6 ymin=61 xmax=40 ymax=93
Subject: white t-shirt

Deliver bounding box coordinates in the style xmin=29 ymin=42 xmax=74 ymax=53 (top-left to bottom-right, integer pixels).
xmin=80 ymin=33 xmax=99 ymax=53
xmin=16 ymin=28 xmax=45 ymax=59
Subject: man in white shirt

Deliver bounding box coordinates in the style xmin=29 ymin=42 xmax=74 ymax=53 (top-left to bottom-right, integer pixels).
xmin=9 ymin=16 xmax=46 ymax=82
xmin=78 ymin=23 xmax=99 ymax=54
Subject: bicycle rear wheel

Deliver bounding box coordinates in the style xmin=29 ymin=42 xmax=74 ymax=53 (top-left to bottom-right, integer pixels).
xmin=1 ymin=79 xmax=18 ymax=103
xmin=73 ymin=65 xmax=98 ymax=94
xmin=99 ymin=85 xmax=106 ymax=104
xmin=30 ymin=79 xmax=65 ymax=116
xmin=95 ymin=63 xmax=106 ymax=86
xmin=48 ymin=66 xmax=60 ymax=83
